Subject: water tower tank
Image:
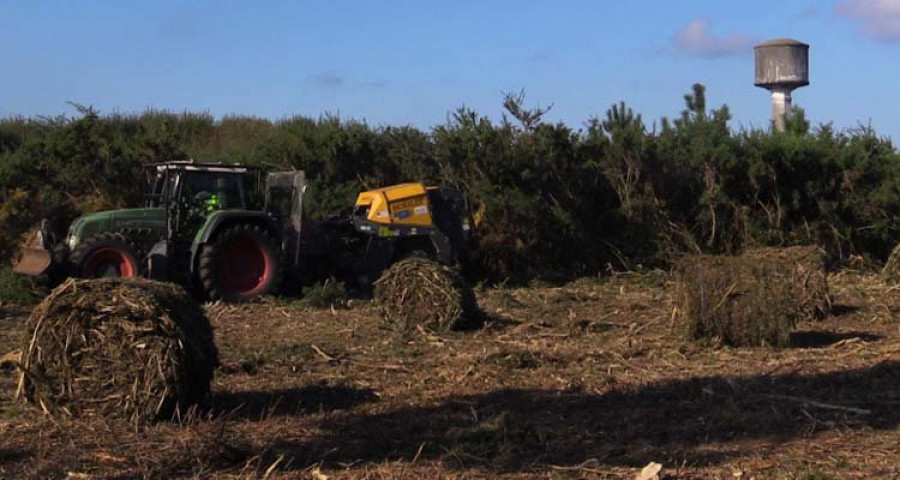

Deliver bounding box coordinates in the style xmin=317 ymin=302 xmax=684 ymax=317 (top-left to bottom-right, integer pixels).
xmin=753 ymin=39 xmax=810 ymax=132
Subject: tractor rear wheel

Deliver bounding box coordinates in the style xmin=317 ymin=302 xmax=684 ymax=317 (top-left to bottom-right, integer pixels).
xmin=198 ymin=224 xmax=282 ymax=302
xmin=70 ymin=233 xmax=140 ymax=278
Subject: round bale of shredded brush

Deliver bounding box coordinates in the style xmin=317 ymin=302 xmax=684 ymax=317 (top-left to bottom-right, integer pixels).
xmin=374 ymin=257 xmax=479 ymax=336
xmin=676 ymin=254 xmax=797 ymax=348
xmin=742 ymin=246 xmax=831 ymax=321
xmin=18 ymin=278 xmax=218 ymax=424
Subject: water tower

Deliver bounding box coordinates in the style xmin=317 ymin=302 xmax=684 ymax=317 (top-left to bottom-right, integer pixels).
xmin=754 ymin=38 xmax=809 ymax=132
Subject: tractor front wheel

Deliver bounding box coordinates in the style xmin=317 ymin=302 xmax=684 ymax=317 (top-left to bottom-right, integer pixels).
xmin=198 ymin=224 xmax=282 ymax=302
xmin=70 ymin=233 xmax=140 ymax=278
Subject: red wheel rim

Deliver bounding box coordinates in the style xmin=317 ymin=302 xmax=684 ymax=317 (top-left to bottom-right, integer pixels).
xmin=218 ymin=234 xmax=271 ymax=296
xmin=83 ymin=247 xmax=136 ymax=278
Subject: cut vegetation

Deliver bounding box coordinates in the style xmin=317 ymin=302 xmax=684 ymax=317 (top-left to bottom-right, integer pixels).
xmin=374 ymin=256 xmax=481 ymax=337
xmin=1 ymin=266 xmax=898 ymax=479
xmin=17 ymin=278 xmax=218 ymax=425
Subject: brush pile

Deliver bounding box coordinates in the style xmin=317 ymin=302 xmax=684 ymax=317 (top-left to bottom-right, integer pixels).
xmin=743 ymin=246 xmax=831 ymax=320
xmin=676 ymin=254 xmax=796 ymax=347
xmin=18 ymin=278 xmax=218 ymax=424
xmin=374 ymin=257 xmax=479 ymax=337
xmin=883 ymin=243 xmax=900 ymax=284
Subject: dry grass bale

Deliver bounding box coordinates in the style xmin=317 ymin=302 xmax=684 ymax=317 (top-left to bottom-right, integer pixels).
xmin=374 ymin=257 xmax=479 ymax=336
xmin=883 ymin=243 xmax=900 ymax=284
xmin=676 ymin=254 xmax=797 ymax=348
xmin=18 ymin=278 xmax=218 ymax=424
xmin=743 ymin=246 xmax=831 ymax=320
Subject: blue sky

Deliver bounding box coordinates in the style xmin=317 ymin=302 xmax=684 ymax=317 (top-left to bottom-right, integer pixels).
xmin=1 ymin=0 xmax=899 ymax=141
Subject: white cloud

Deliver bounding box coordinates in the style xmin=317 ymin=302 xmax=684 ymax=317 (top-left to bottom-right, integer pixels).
xmin=839 ymin=0 xmax=900 ymax=16
xmin=796 ymin=5 xmax=821 ymax=19
xmin=838 ymin=0 xmax=900 ymax=42
xmin=307 ymin=72 xmax=344 ymax=89
xmin=305 ymin=73 xmax=389 ymax=90
xmin=673 ymin=19 xmax=754 ymax=58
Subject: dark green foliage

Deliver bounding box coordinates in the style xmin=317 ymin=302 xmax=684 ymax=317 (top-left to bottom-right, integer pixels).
xmin=0 ymin=267 xmax=38 ymax=305
xmin=299 ymin=279 xmax=348 ymax=308
xmin=2 ymin=85 xmax=900 ymax=283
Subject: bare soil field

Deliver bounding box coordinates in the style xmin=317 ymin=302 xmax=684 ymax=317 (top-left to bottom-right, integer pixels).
xmin=1 ymin=270 xmax=899 ymax=479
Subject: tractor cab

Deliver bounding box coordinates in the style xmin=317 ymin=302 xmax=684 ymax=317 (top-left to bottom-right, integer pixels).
xmin=145 ymin=162 xmax=261 ymax=211
xmin=140 ymin=162 xmax=278 ymax=297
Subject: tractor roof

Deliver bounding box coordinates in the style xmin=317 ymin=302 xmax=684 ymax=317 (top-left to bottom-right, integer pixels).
xmin=144 ymin=160 xmax=260 ymax=174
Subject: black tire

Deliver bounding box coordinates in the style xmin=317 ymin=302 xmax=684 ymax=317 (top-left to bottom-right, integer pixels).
xmin=70 ymin=233 xmax=141 ymax=278
xmin=46 ymin=244 xmax=71 ymax=284
xmin=397 ymin=249 xmax=431 ymax=262
xmin=198 ymin=224 xmax=282 ymax=302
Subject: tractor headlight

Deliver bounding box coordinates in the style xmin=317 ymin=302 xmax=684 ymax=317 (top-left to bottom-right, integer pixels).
xmin=66 ymin=218 xmax=92 ymax=250
xmin=66 ymin=220 xmax=80 ymax=249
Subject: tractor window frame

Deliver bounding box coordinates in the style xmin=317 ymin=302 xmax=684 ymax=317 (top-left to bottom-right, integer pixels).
xmin=175 ymin=171 xmax=248 ymax=210
xmin=147 ymin=169 xmax=178 ymax=207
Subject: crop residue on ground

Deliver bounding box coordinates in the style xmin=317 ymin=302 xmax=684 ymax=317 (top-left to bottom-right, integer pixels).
xmin=1 ymin=270 xmax=899 ymax=479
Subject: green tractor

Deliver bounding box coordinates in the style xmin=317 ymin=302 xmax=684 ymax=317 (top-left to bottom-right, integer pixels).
xmin=13 ymin=160 xmax=471 ymax=302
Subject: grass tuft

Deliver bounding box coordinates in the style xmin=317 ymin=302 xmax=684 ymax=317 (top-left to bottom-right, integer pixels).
xmin=0 ymin=267 xmax=38 ymax=305
xmin=299 ymin=279 xmax=348 ymax=309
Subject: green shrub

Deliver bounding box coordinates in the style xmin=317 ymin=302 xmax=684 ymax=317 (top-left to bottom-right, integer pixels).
xmin=299 ymin=279 xmax=347 ymax=308
xmin=0 ymin=267 xmax=38 ymax=305
xmin=1 ymin=85 xmax=899 ymax=285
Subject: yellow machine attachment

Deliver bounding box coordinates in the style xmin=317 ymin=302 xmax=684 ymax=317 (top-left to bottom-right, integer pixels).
xmin=354 ymin=183 xmax=436 ymax=227
xmin=352 ymin=182 xmax=470 ymax=266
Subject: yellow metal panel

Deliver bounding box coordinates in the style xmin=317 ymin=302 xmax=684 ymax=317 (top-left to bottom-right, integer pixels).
xmin=388 ymin=194 xmax=432 ymax=226
xmin=381 ymin=183 xmax=427 ymax=201
xmin=361 ymin=191 xmax=391 ymax=223
xmin=355 ymin=191 xmax=377 ymax=206
xmin=356 ymin=182 xmax=435 ymax=226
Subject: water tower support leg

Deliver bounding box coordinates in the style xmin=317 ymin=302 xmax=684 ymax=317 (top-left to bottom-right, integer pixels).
xmin=771 ymin=88 xmax=793 ymax=133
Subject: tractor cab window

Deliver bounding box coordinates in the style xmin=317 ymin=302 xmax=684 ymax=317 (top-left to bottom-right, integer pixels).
xmin=177 ymin=172 xmax=246 ymax=210
xmin=148 ymin=171 xmax=178 ymax=207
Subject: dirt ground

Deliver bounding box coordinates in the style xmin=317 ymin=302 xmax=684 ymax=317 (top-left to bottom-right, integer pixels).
xmin=1 ymin=270 xmax=899 ymax=479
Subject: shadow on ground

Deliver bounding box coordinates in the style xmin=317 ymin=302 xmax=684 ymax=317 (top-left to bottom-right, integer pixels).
xmin=829 ymin=304 xmax=861 ymax=317
xmin=790 ymin=330 xmax=883 ymax=348
xmin=212 ymin=383 xmax=378 ymax=420
xmin=6 ymin=360 xmax=898 ymax=477
xmin=266 ymin=360 xmax=900 ymax=472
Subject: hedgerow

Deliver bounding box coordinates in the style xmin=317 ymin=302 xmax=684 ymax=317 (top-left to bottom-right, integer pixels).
xmin=1 ymin=85 xmax=898 ymax=283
